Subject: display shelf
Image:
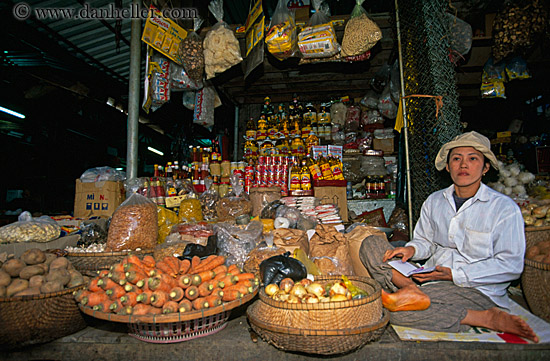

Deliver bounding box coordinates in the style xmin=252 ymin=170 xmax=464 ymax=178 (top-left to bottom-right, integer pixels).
xmin=347 ymin=199 xmax=396 ymax=223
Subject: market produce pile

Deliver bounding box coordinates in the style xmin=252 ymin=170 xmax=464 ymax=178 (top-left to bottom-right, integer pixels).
xmin=526 ymin=240 xmax=550 ymax=264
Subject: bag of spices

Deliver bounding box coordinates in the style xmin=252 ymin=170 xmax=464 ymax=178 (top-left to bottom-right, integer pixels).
xmin=178 ymin=16 xmax=205 ymax=83
xmin=341 ymin=0 xmax=382 ymax=57
xmin=298 ymin=0 xmax=340 ymax=59
xmin=200 ymin=178 xmax=219 ymax=221
xmin=265 ymin=0 xmax=299 ymax=61
xmin=203 ymin=0 xmax=242 ymax=79
xmin=216 ymin=174 xmax=252 ymax=222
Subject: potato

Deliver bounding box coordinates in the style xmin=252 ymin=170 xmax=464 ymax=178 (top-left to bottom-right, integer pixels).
xmin=19 ymin=265 xmax=46 ymax=280
xmin=526 ymin=245 xmax=540 ymax=259
xmin=534 ymin=254 xmax=546 ymax=263
xmin=36 ymin=262 xmax=49 ymax=273
xmin=0 ymin=285 xmax=6 ymax=297
xmin=2 ymin=259 xmax=26 ymax=277
xmin=44 ymin=253 xmax=57 ymax=266
xmin=14 ymin=286 xmax=41 ymax=297
xmin=21 ymin=248 xmax=46 ymax=265
xmin=40 ymin=281 xmax=63 ymax=294
xmin=7 ymin=279 xmax=29 ymax=297
xmin=29 ymin=275 xmax=45 ymax=289
xmin=49 ymin=257 xmax=69 ymax=270
xmin=67 ymin=270 xmax=84 ymax=288
xmin=538 ymin=241 xmax=550 ymax=255
xmin=0 ymin=269 xmax=11 ymax=287
xmin=46 ymin=268 xmax=71 ymax=286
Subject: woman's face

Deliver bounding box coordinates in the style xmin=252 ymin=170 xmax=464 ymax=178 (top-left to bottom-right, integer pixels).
xmin=446 ymin=146 xmax=490 ymax=196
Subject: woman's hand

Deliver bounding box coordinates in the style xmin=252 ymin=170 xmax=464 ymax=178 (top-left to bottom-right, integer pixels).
xmin=412 ymin=265 xmax=453 ymax=283
xmin=382 ymin=246 xmax=416 ymax=263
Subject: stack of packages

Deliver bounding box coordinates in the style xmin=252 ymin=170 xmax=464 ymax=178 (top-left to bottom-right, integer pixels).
xmin=280 ymin=197 xmax=342 ymax=225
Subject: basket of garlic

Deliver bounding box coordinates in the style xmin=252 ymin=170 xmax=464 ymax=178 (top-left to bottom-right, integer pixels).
xmin=488 ymin=160 xmax=535 ymax=199
xmin=247 ymin=275 xmax=388 ymax=355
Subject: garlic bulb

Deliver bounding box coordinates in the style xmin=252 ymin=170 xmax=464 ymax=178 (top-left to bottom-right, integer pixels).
xmin=490 ymin=182 xmax=506 ymax=193
xmin=508 ymin=163 xmax=521 ymax=177
xmin=503 ymin=187 xmax=513 ymax=196
xmin=512 ymin=185 xmax=527 ymax=196
xmin=500 ymin=168 xmax=511 ymax=178
xmin=503 ymin=176 xmax=518 ymax=188
xmin=517 ymin=171 xmax=535 ymax=184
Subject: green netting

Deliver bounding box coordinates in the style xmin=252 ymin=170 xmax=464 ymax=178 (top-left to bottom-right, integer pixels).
xmin=397 ymin=0 xmax=463 ymax=224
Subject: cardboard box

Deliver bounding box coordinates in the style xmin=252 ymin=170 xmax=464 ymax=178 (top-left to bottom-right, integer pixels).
xmin=74 ymin=179 xmax=125 ymax=218
xmin=314 ymin=186 xmax=348 ymax=222
xmin=373 ymin=138 xmax=394 ymax=154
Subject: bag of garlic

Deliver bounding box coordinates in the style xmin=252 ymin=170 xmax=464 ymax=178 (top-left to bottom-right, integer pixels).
xmin=341 ymin=0 xmax=382 ymax=57
xmin=203 ymin=0 xmax=243 ymax=79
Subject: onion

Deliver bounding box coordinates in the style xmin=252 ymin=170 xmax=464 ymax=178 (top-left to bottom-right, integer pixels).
xmin=319 ymin=296 xmax=331 ymax=303
xmin=329 ymin=282 xmax=348 ymax=296
xmin=306 ymin=282 xmax=325 ymax=298
xmin=265 ymin=284 xmax=279 ymax=296
xmin=302 ymin=294 xmax=319 ymax=303
xmin=287 ymin=294 xmax=300 ymax=303
xmin=330 ymin=294 xmax=349 ymax=302
xmin=272 ymin=290 xmax=289 ymax=302
xmin=299 ymin=278 xmax=313 ymax=287
xmin=279 ymin=278 xmax=294 ymax=293
xmin=290 ymin=284 xmax=308 ymax=299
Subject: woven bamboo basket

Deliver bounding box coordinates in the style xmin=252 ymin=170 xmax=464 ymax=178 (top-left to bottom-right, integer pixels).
xmin=247 ymin=275 xmax=388 ymax=355
xmin=0 ymin=285 xmax=87 ymax=349
xmin=65 ymin=249 xmax=154 ymax=277
xmin=524 ymin=226 xmax=550 ymax=249
xmin=521 ymin=257 xmax=550 ymax=322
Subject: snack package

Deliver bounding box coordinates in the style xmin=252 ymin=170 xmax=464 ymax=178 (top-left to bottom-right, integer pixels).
xmin=170 ymin=62 xmax=202 ymax=91
xmin=298 ymin=0 xmax=340 ymax=59
xmin=506 ymin=56 xmax=531 ymax=81
xmin=177 ymin=17 xmax=205 ymax=83
xmin=481 ymin=81 xmax=506 ymax=99
xmin=216 ymin=174 xmax=253 ymax=222
xmin=193 ymin=82 xmax=216 ymax=129
xmin=265 ymin=0 xmax=299 ymax=61
xmin=341 ymin=0 xmax=382 ymax=57
xmin=200 ymin=178 xmax=219 ymax=221
xmin=157 ymin=206 xmax=179 ymax=244
xmin=378 ymin=84 xmax=398 ymax=119
xmin=345 ymin=104 xmax=361 ymax=132
xmin=214 ymin=221 xmax=263 ymax=268
xmin=203 ymin=0 xmax=243 ymax=79
xmin=0 ymin=212 xmax=60 ymax=244
xmin=149 ymin=53 xmax=171 ymax=111
xmin=105 ymin=193 xmax=157 ymax=251
xmin=178 ymin=198 xmax=204 ymax=223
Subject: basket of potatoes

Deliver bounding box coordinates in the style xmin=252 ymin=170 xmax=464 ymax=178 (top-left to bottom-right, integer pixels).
xmin=522 ymin=240 xmax=550 ymax=323
xmin=0 ymin=248 xmax=87 ymax=349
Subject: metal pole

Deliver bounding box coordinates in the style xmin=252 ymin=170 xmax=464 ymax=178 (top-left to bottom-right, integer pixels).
xmin=233 ymin=105 xmax=239 ymax=162
xmin=126 ymin=0 xmax=141 ymax=180
xmin=394 ymin=0 xmax=414 ymax=240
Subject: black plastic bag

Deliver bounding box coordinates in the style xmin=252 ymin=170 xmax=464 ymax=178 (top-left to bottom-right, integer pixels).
xmin=178 ymin=234 xmax=218 ymax=259
xmin=259 ymin=252 xmax=307 ymax=285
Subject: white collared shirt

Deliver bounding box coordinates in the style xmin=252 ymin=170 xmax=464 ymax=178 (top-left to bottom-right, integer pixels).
xmin=408 ymin=183 xmax=525 ymax=309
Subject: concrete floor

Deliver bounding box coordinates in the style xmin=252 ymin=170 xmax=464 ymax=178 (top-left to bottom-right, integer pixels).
xmin=3 ymin=297 xmax=550 ymax=361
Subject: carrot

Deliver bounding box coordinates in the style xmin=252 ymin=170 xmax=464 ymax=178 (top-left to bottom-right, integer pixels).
xmin=193 ymin=255 xmax=216 ymax=271
xmin=81 ymin=290 xmax=108 ymax=307
xmin=132 ymin=303 xmax=154 ymax=316
xmin=98 ymin=277 xmax=117 ymax=290
xmin=117 ymin=305 xmax=133 ymax=315
xmin=204 ymin=295 xmax=222 ymax=308
xmin=148 ymin=274 xmax=175 ymax=293
xmin=211 ymin=287 xmax=224 ymax=299
xmin=214 ymin=272 xmax=228 ymax=281
xmin=162 ymin=256 xmax=180 ymax=275
xmin=227 ymin=266 xmax=242 ymax=277
xmin=218 ymin=275 xmax=236 ymax=288
xmin=185 ymin=285 xmax=199 ymax=301
xmin=150 ymin=291 xmax=169 ymax=308
xmin=120 ymin=292 xmax=139 ymax=307
xmin=194 ymin=255 xmax=225 ymax=273
xmin=110 ymin=263 xmax=125 ymax=274
xmin=125 ymin=270 xmax=148 ymax=284
xmin=190 ymin=274 xmax=202 ymax=286
xmin=162 ymin=301 xmax=179 ymax=314
xmin=222 ymin=289 xmax=242 ymax=302
xmin=223 ymin=282 xmax=253 ymax=296
xmin=191 ymin=297 xmax=209 ymax=310
xmin=233 ymin=273 xmax=256 ymax=282
xmin=106 ymin=284 xmax=126 ymax=300
xmin=177 ymin=275 xmax=193 ymax=289
xmin=227 ymin=263 xmax=240 ymax=274
xmin=169 ymin=287 xmax=185 ymax=302
xmin=212 ymin=265 xmax=228 ymax=277
xmin=178 ymin=258 xmax=191 ymax=275
xmin=124 ymin=262 xmax=144 ymax=274
xmin=109 ymin=299 xmax=124 ymax=313
xmin=93 ymin=299 xmax=112 ymax=313
xmin=135 ymin=279 xmax=149 ymax=290
xmin=136 ymin=290 xmax=153 ymax=305
xmin=237 ymin=278 xmax=259 ymax=288
xmin=190 ymin=255 xmax=201 ymax=272
xmin=87 ymin=278 xmax=101 ymax=292
xmin=74 ymin=289 xmax=91 ymax=303
xmin=124 ymin=255 xmax=144 ymax=269
xmin=149 ymin=306 xmax=163 ymax=314
xmin=156 ymin=261 xmax=177 ymax=278
xmin=198 ymin=281 xmax=214 ymax=297
xmin=124 ymin=284 xmax=140 ymax=294
xmin=196 ymin=270 xmax=215 ymax=283
xmin=98 ymin=270 xmax=111 ymax=278
xmin=142 ymin=255 xmax=156 ymax=269
xmin=178 ymin=299 xmax=193 ymax=313
xmin=108 ymin=270 xmax=126 ymax=284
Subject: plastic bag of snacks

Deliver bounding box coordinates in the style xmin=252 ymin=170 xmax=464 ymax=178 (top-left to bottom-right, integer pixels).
xmin=157 ymin=206 xmax=178 ymax=243
xmin=149 ymin=53 xmax=171 ymax=111
xmin=341 ymin=0 xmax=382 ymax=57
xmin=106 ymin=193 xmax=157 ymax=251
xmin=378 ymin=84 xmax=398 ymax=119
xmin=345 ymin=103 xmax=361 ymax=132
xmin=216 ymin=174 xmax=252 ymax=222
xmin=298 ymin=0 xmax=340 ymax=59
xmin=193 ymin=81 xmax=216 ymax=128
xmin=177 ymin=16 xmax=205 ymax=83
xmin=200 ymin=178 xmax=219 ymax=221
xmin=265 ymin=0 xmax=299 ymax=61
xmin=481 ymin=57 xmax=506 ymax=99
xmin=505 ymin=56 xmax=531 ymax=81
xmin=179 ymin=198 xmax=204 ymax=223
xmin=330 ymin=100 xmax=348 ymax=126
xmin=170 ymin=62 xmax=202 ymax=91
xmin=203 ymin=0 xmax=242 ymax=79
xmin=0 ymin=212 xmax=60 ymax=244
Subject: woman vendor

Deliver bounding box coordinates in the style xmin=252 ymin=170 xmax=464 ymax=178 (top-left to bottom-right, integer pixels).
xmin=359 ymin=131 xmax=538 ymax=342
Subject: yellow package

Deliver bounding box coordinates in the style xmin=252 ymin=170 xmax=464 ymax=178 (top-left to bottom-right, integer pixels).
xmin=252 ymin=216 xmax=275 ymax=233
xmin=298 ymin=23 xmax=340 ymax=59
xmin=293 ymin=248 xmax=321 ymax=275
xmin=266 ymin=20 xmax=298 ymax=61
xmin=157 ymin=206 xmax=178 ymax=243
xmin=178 ymin=198 xmax=204 ymax=222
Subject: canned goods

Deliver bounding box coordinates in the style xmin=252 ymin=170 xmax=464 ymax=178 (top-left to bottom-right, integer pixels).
xmin=258 ymin=156 xmax=266 ymax=165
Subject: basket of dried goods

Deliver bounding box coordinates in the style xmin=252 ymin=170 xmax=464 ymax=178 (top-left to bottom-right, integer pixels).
xmin=522 ymin=239 xmax=550 ymax=322
xmin=247 ymin=275 xmax=388 ymax=355
xmin=65 ymin=248 xmax=155 ymax=278
xmin=77 ymin=254 xmax=258 ymax=343
xmin=0 ymin=248 xmax=87 ymax=349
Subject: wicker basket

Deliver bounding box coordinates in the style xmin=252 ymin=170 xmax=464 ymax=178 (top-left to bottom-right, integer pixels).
xmin=247 ymin=275 xmax=388 ymax=355
xmin=66 ymin=249 xmax=154 ymax=277
xmin=521 ymin=257 xmax=550 ymax=322
xmin=524 ymin=226 xmax=550 ymax=249
xmin=0 ymin=285 xmax=87 ymax=349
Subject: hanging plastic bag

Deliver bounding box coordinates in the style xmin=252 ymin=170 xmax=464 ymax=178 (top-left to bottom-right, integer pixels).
xmin=105 ymin=193 xmax=158 ymax=251
xmin=482 ymin=57 xmax=506 ymax=82
xmin=446 ymin=13 xmax=472 ymax=56
xmin=389 ymin=60 xmax=401 ymax=103
xmin=378 ymin=84 xmax=398 ymax=119
xmin=214 ymin=221 xmax=263 ymax=268
xmin=177 ymin=17 xmax=205 ymax=83
xmin=371 ymin=63 xmax=390 ymax=93
xmin=182 ymin=91 xmax=196 ymax=110
xmin=298 ymin=0 xmax=340 ymax=59
xmin=203 ymin=0 xmax=243 ymax=79
xmin=341 ymin=0 xmax=382 ymax=57
xmin=506 ymin=56 xmax=531 ymax=81
xmin=481 ymin=81 xmax=506 ymax=99
xmin=200 ymin=178 xmax=219 ymax=221
xmin=170 ymin=62 xmax=202 ymax=91
xmin=193 ymin=82 xmax=216 ymax=129
xmin=345 ymin=104 xmax=361 ymax=132
xmin=360 ymin=90 xmax=379 ymax=109
xmin=265 ymin=0 xmax=299 ymax=61
xmin=0 ymin=212 xmax=60 ymax=244
xmin=216 ymin=174 xmax=253 ymax=222
xmin=148 ymin=52 xmax=171 ymax=112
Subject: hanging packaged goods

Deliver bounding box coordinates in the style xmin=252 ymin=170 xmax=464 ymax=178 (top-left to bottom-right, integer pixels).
xmin=141 ymin=6 xmax=188 ymax=64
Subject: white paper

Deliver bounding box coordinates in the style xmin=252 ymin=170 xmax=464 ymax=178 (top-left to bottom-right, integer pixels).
xmin=388 ymin=260 xmax=436 ymax=277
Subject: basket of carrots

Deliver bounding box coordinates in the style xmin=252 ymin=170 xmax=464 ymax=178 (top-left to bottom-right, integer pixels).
xmin=65 ymin=248 xmax=155 ymax=278
xmin=75 ymin=254 xmax=259 ymax=343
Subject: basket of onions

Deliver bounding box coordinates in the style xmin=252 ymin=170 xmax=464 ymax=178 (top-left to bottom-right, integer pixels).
xmin=246 ymin=275 xmax=388 ymax=355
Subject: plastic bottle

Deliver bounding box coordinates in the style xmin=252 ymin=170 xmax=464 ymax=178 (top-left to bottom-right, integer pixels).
xmin=300 ymin=158 xmax=312 ymax=190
